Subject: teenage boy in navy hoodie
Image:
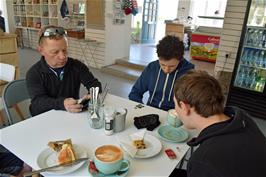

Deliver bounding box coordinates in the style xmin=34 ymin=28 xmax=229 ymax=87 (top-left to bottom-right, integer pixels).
xmin=129 ymin=35 xmax=194 ymax=111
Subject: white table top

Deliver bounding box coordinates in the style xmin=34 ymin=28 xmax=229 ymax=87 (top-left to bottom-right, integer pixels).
xmin=1 ymin=94 xmax=191 ymax=177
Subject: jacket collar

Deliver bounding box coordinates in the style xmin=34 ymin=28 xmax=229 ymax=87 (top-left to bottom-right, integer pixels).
xmin=39 ymin=56 xmax=71 ymax=73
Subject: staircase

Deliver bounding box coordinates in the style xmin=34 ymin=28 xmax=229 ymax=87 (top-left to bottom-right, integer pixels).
xmin=100 ymin=58 xmax=146 ymax=81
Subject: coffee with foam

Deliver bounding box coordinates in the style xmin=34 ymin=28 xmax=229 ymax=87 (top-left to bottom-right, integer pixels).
xmin=95 ymin=145 xmax=123 ymax=162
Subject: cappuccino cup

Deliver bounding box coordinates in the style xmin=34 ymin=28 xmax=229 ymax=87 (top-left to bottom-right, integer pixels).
xmin=94 ymin=145 xmax=128 ymax=174
xmin=167 ymin=109 xmax=182 ymax=127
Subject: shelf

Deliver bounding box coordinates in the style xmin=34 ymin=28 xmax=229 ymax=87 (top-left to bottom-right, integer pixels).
xmin=198 ymin=15 xmax=224 ymax=20
xmin=246 ymin=26 xmax=266 ymax=30
xmin=12 ymin=0 xmax=59 ymax=30
xmin=243 ymin=45 xmax=266 ymax=51
xmin=240 ymin=64 xmax=266 ymax=71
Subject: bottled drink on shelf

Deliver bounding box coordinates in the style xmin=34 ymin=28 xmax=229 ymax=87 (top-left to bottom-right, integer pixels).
xmin=249 ymin=68 xmax=258 ymax=90
xmin=247 ymin=49 xmax=254 ymax=65
xmin=258 ymin=51 xmax=264 ymax=67
xmin=258 ymin=30 xmax=265 ymax=47
xmin=263 ymin=30 xmax=266 ymax=48
xmin=241 ymin=49 xmax=249 ymax=64
xmin=252 ymin=30 xmax=259 ymax=47
xmin=263 ymin=51 xmax=266 ymax=68
xmin=258 ymin=30 xmax=264 ymax=47
xmin=252 ymin=50 xmax=260 ymax=66
xmin=246 ymin=29 xmax=253 ymax=45
xmin=235 ymin=66 xmax=246 ymax=87
xmin=255 ymin=77 xmax=265 ymax=92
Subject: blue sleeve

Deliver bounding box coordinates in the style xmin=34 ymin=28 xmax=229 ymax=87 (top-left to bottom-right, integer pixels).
xmin=128 ymin=65 xmax=150 ymax=103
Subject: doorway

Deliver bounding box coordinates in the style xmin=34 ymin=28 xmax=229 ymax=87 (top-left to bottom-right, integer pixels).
xmin=141 ymin=0 xmax=158 ymax=44
xmin=131 ymin=0 xmax=179 ymax=44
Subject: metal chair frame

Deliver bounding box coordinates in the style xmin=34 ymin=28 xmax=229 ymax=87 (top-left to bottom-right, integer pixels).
xmin=2 ymin=79 xmax=30 ymax=125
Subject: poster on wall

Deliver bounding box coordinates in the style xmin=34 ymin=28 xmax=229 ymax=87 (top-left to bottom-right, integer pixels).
xmin=190 ymin=33 xmax=221 ymax=63
xmin=113 ymin=0 xmax=125 ymax=25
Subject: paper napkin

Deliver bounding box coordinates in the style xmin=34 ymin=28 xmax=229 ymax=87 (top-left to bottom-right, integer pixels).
xmin=129 ymin=129 xmax=146 ymax=141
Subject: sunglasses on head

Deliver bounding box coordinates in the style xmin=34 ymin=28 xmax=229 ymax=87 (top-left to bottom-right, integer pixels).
xmin=42 ymin=27 xmax=67 ymax=37
xmin=39 ymin=27 xmax=67 ymax=43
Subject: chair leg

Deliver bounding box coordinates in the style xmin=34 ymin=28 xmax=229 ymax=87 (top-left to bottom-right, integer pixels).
xmin=13 ymin=104 xmax=25 ymax=120
xmin=0 ymin=110 xmax=6 ymax=126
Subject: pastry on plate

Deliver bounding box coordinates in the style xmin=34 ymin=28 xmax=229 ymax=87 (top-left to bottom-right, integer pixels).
xmin=133 ymin=139 xmax=146 ymax=149
xmin=48 ymin=139 xmax=76 ymax=164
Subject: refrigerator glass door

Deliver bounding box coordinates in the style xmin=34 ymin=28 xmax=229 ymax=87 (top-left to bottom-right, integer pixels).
xmin=233 ymin=0 xmax=266 ymax=93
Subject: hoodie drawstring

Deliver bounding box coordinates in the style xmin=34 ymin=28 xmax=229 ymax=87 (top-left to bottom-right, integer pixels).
xmin=159 ymin=73 xmax=169 ymax=108
xmin=149 ymin=68 xmax=161 ymax=105
xmin=168 ymin=69 xmax=178 ymax=101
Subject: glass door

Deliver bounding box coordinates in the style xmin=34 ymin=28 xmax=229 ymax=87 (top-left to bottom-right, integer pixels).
xmin=233 ymin=0 xmax=266 ymax=93
xmin=141 ymin=0 xmax=158 ymax=44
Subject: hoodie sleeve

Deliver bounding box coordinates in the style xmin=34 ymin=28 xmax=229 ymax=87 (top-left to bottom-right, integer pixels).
xmin=128 ymin=65 xmax=150 ymax=103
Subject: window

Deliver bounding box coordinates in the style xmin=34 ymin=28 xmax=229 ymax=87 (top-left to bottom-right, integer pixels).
xmin=0 ymin=0 xmax=9 ymax=32
xmin=190 ymin=0 xmax=228 ymax=28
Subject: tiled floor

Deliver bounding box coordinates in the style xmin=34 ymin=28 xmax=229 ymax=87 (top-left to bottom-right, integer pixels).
xmin=1 ymin=45 xmax=265 ymax=138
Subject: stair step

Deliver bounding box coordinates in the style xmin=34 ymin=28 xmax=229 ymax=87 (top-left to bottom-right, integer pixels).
xmin=116 ymin=58 xmax=146 ymax=70
xmin=101 ymin=64 xmax=143 ymax=81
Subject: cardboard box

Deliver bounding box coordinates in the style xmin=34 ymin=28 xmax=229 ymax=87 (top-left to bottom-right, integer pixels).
xmin=66 ymin=30 xmax=85 ymax=39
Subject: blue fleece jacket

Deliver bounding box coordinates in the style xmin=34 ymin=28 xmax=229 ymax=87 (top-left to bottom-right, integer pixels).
xmin=129 ymin=59 xmax=194 ymax=111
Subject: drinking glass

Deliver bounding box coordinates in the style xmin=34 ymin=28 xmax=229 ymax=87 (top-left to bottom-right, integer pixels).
xmin=88 ymin=101 xmax=104 ymax=129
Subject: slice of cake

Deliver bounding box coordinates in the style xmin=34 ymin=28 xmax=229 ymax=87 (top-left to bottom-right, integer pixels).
xmin=58 ymin=143 xmax=76 ymax=164
xmin=48 ymin=139 xmax=72 ymax=152
xmin=48 ymin=139 xmax=76 ymax=164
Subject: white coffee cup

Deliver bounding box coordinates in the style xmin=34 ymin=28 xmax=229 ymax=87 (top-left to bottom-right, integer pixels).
xmin=167 ymin=109 xmax=182 ymax=127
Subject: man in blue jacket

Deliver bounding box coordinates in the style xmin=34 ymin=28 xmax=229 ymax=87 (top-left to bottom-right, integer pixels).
xmin=129 ymin=35 xmax=194 ymax=111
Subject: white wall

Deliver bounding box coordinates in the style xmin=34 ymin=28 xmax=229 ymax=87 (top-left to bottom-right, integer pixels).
xmin=177 ymin=0 xmax=192 ymax=21
xmin=156 ymin=0 xmax=179 ymax=43
xmin=105 ymin=0 xmax=131 ymax=65
xmin=215 ymin=0 xmax=248 ymax=73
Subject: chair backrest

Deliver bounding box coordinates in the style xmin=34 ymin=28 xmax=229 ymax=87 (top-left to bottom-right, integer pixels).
xmin=2 ymin=79 xmax=30 ymax=125
xmin=0 ymin=63 xmax=16 ymax=82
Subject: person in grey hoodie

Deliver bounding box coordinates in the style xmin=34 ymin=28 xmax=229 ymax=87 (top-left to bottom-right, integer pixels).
xmin=170 ymin=70 xmax=266 ymax=177
xmin=129 ymin=35 xmax=194 ymax=111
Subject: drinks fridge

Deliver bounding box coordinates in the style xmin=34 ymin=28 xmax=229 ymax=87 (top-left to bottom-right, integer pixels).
xmin=226 ymin=0 xmax=266 ymax=120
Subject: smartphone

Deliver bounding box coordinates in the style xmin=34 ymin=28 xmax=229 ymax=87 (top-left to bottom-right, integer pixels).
xmin=78 ymin=99 xmax=90 ymax=110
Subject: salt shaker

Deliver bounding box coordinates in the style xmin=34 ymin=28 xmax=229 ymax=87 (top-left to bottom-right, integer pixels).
xmin=104 ymin=107 xmax=114 ymax=135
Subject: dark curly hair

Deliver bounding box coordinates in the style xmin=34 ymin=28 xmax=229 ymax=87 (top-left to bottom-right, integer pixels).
xmin=156 ymin=35 xmax=184 ymax=61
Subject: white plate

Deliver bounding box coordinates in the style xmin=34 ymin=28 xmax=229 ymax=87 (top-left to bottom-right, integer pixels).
xmin=37 ymin=144 xmax=87 ymax=175
xmin=134 ymin=134 xmax=162 ymax=158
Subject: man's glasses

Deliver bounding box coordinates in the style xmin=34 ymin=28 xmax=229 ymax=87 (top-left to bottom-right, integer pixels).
xmin=39 ymin=27 xmax=67 ymax=43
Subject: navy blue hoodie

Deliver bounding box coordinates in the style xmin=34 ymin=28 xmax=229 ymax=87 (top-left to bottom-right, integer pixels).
xmin=129 ymin=59 xmax=194 ymax=111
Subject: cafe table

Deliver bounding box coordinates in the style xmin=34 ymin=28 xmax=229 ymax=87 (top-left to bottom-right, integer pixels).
xmin=1 ymin=94 xmax=192 ymax=177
